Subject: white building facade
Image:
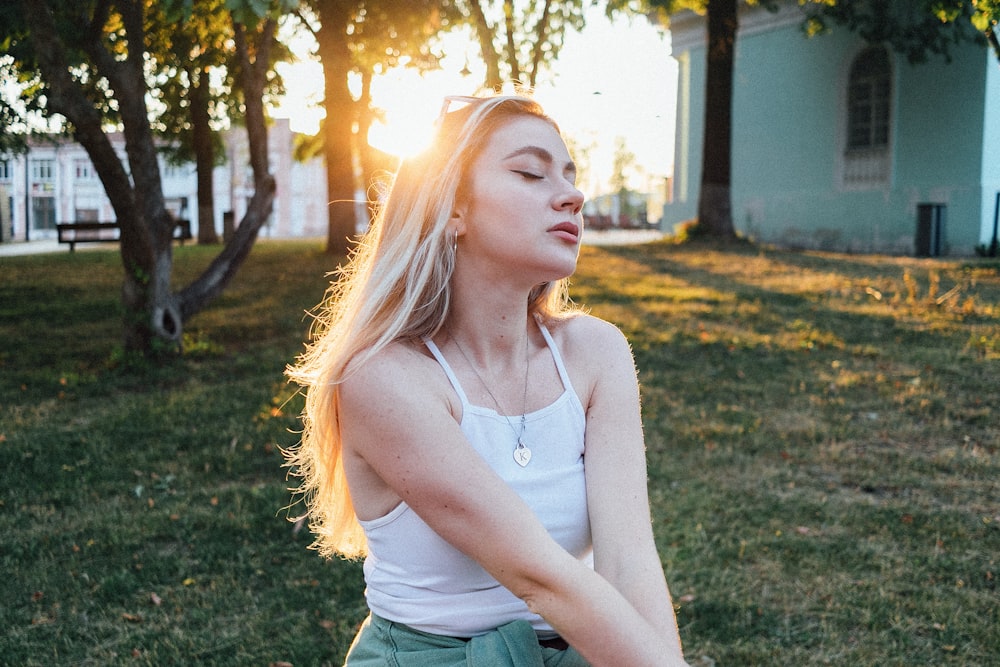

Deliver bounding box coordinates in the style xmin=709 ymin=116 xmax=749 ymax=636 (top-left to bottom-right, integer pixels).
xmin=0 ymin=118 xmax=329 ymax=243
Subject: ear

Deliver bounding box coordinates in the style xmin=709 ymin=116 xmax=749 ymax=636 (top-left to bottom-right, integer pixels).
xmin=450 ymin=204 xmax=467 ymax=236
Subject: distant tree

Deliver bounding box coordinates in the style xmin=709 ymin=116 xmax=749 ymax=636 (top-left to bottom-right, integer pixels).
xmin=461 ymin=0 xmax=587 ymax=90
xmin=349 ymin=2 xmax=452 ymax=189
xmin=0 ymin=0 xmax=295 ymax=358
xmin=294 ymin=0 xmax=458 ymax=255
xmin=609 ymin=136 xmax=647 ymax=224
xmin=609 ymin=136 xmax=637 ymax=195
xmin=152 ymin=2 xmax=290 ymax=246
xmin=151 ymin=0 xmax=233 ymax=245
xmin=563 ymin=133 xmax=596 ymax=197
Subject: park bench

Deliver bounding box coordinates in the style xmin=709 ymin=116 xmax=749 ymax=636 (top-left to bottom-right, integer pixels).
xmin=56 ymin=219 xmax=192 ymax=251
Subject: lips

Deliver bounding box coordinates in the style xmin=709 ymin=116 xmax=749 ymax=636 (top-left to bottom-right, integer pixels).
xmin=548 ymin=221 xmax=580 ymax=241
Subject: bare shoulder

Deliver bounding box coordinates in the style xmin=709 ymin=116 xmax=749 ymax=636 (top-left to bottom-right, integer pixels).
xmin=544 ymin=314 xmax=636 ymax=408
xmin=547 ymin=313 xmax=633 ymax=367
xmin=339 ymin=339 xmax=454 ymax=416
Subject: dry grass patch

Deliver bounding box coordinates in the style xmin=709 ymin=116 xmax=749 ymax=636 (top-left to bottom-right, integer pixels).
xmin=1 ymin=239 xmax=997 ymax=665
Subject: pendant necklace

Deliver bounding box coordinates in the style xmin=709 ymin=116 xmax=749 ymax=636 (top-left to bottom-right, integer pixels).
xmin=450 ymin=330 xmax=532 ymax=467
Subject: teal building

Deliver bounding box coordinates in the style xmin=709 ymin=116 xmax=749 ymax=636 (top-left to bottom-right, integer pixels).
xmin=663 ymin=3 xmax=1000 ymax=255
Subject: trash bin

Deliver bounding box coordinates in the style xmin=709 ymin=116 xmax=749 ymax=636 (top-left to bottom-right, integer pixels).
xmin=915 ymin=203 xmax=946 ymax=257
xmin=223 ymin=210 xmax=234 ymax=242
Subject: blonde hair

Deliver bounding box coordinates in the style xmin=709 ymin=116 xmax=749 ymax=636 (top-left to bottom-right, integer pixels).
xmin=285 ymin=94 xmax=580 ymax=559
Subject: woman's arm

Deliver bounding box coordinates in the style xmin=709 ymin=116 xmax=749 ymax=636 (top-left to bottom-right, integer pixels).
xmin=570 ymin=317 xmax=685 ymax=655
xmin=338 ymin=342 xmax=687 ymax=666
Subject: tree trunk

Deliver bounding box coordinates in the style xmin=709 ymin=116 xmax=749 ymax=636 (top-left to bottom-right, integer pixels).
xmin=696 ymin=0 xmax=737 ymax=239
xmin=357 ymin=68 xmax=378 ymax=227
xmin=316 ymin=0 xmax=357 ymax=255
xmin=503 ymin=0 xmax=521 ymax=85
xmin=191 ymin=67 xmax=220 ymax=244
xmin=27 ymin=0 xmax=178 ymax=353
xmin=177 ymin=18 xmax=276 ymax=318
xmin=26 ymin=0 xmax=276 ymax=358
xmin=527 ymin=0 xmax=553 ymax=89
xmin=468 ymin=0 xmax=503 ymax=90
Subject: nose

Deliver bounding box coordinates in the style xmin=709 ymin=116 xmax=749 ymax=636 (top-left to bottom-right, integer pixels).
xmin=555 ymin=181 xmax=585 ymax=215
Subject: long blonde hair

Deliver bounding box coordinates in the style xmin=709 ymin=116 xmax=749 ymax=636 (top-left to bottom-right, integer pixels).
xmin=285 ymin=94 xmax=579 ymax=559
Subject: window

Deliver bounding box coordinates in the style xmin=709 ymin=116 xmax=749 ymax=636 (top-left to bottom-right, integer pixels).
xmin=75 ymin=208 xmax=99 ymax=222
xmin=31 ymin=159 xmax=54 ymax=181
xmin=31 ymin=196 xmax=56 ymax=230
xmin=846 ymin=47 xmax=891 ymax=152
xmin=842 ymin=47 xmax=892 ymax=188
xmin=0 ymin=160 xmax=11 ymax=181
xmin=75 ymin=159 xmax=96 ymax=180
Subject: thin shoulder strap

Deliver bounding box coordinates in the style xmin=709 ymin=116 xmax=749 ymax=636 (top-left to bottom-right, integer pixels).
xmin=536 ymin=321 xmax=575 ymax=392
xmin=423 ymin=337 xmax=472 ymax=407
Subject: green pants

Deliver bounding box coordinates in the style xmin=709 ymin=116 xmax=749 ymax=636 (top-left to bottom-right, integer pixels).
xmin=344 ymin=613 xmax=591 ymax=667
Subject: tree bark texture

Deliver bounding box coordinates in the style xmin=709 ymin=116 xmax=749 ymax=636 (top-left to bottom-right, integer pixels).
xmin=178 ymin=18 xmax=277 ymax=320
xmin=696 ymin=0 xmax=737 ymax=239
xmin=316 ymin=0 xmax=358 ymax=255
xmin=25 ymin=0 xmax=275 ymax=357
xmin=467 ymin=0 xmax=503 ymax=91
xmin=190 ymin=67 xmax=220 ymax=244
xmin=527 ymin=0 xmax=553 ymax=89
xmin=503 ymin=0 xmax=521 ymax=84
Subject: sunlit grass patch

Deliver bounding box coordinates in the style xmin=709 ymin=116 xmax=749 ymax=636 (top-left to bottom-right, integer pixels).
xmin=2 ymin=239 xmax=998 ymax=664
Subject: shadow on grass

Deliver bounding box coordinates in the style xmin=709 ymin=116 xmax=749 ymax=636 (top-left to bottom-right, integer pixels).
xmin=2 ymin=239 xmax=998 ymax=665
xmin=576 ymin=240 xmax=999 ymax=665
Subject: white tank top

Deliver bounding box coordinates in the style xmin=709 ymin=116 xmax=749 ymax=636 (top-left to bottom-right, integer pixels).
xmin=358 ymin=322 xmax=592 ymax=638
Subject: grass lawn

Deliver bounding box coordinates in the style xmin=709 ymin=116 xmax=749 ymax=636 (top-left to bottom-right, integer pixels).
xmin=1 ymin=239 xmax=997 ymax=666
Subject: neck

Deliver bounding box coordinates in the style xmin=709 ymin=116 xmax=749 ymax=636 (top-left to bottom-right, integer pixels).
xmin=445 ymin=279 xmax=534 ymax=362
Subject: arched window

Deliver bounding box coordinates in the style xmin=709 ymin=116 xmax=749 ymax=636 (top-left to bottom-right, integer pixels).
xmin=842 ymin=46 xmax=892 ymax=188
xmin=847 ymin=47 xmax=891 ymax=152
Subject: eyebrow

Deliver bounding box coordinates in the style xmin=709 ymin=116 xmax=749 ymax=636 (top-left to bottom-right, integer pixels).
xmin=503 ymin=146 xmax=577 ymax=177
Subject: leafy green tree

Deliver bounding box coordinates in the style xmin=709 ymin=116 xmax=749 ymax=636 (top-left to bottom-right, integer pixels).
xmin=151 ymin=0 xmax=234 ymax=245
xmin=349 ymin=1 xmax=451 ymax=187
xmin=803 ymin=0 xmax=1000 ymax=64
xmin=151 ymin=2 xmax=290 ymax=246
xmin=0 ymin=0 xmax=295 ymax=358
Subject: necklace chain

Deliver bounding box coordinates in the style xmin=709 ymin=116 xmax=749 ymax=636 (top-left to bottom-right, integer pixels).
xmin=449 ymin=329 xmax=532 ymax=467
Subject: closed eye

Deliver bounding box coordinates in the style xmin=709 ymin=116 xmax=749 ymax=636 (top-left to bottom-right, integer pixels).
xmin=513 ymin=170 xmax=543 ymax=180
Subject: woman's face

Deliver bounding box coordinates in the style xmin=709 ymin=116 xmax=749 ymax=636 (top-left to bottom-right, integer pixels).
xmin=453 ymin=115 xmax=585 ymax=285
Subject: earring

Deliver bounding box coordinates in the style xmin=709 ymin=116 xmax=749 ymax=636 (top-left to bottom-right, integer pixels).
xmin=452 ymin=228 xmax=459 ymax=255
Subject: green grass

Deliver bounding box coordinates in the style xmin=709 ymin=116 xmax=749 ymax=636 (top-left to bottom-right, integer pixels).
xmin=1 ymin=239 xmax=997 ymax=665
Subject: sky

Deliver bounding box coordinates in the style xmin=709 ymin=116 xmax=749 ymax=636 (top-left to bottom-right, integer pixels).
xmin=272 ymin=6 xmax=679 ymax=196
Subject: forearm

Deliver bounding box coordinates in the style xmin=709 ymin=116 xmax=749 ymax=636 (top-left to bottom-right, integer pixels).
xmin=600 ymin=549 xmax=684 ymax=652
xmin=524 ymin=555 xmax=688 ymax=667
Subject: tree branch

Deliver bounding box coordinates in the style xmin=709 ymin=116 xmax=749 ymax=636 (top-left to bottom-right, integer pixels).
xmin=21 ymin=0 xmax=138 ymax=230
xmin=467 ymin=0 xmax=502 ymax=90
xmin=177 ymin=13 xmax=277 ymax=319
xmin=528 ymin=0 xmax=553 ymax=89
xmin=503 ymin=0 xmax=520 ymax=85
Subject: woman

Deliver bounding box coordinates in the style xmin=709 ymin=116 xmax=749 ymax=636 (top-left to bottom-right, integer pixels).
xmin=286 ymin=94 xmax=688 ymax=666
